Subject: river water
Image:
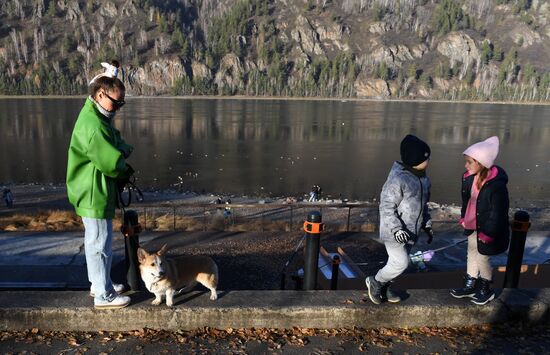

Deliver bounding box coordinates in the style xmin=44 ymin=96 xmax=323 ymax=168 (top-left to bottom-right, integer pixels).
xmin=1 ymin=97 xmax=549 ymax=207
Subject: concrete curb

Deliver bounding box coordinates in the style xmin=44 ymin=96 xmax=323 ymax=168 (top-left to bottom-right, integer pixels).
xmin=1 ymin=289 xmax=549 ymax=331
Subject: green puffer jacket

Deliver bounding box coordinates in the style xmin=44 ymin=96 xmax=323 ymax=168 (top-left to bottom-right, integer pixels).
xmin=66 ymin=98 xmax=134 ymax=219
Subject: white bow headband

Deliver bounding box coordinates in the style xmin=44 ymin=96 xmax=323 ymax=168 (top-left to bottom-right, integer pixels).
xmin=89 ymin=62 xmax=120 ymax=85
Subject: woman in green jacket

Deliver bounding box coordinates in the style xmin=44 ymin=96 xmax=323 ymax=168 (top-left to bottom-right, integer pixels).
xmin=66 ymin=75 xmax=133 ymax=309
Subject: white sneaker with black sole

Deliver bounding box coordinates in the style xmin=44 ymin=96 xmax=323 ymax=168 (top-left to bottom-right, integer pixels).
xmin=94 ymin=295 xmax=131 ymax=309
xmin=90 ymin=283 xmax=126 ymax=297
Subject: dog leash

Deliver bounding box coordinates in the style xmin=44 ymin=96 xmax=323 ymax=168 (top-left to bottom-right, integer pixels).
xmin=319 ymin=239 xmax=469 ymax=270
xmin=118 ymin=175 xmax=144 ymax=208
xmin=280 ymin=233 xmax=308 ymax=289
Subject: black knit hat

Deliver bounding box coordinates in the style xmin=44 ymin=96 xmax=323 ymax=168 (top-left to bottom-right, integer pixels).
xmin=400 ymin=134 xmax=431 ymax=167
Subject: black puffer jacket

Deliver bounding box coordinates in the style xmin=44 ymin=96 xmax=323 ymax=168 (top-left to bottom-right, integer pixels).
xmin=461 ymin=166 xmax=510 ymax=256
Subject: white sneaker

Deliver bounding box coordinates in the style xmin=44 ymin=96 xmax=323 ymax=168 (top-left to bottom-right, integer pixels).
xmin=94 ymin=295 xmax=131 ymax=309
xmin=90 ymin=283 xmax=126 ymax=297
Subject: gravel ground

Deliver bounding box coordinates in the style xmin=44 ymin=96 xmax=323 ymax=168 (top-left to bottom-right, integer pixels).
xmin=129 ymin=231 xmax=387 ymax=291
xmin=1 ymin=324 xmax=550 ymax=354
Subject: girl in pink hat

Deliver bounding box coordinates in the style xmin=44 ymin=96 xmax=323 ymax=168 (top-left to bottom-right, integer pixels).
xmin=451 ymin=136 xmax=510 ymax=305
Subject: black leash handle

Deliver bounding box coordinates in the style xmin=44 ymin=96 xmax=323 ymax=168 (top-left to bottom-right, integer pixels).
xmin=118 ymin=175 xmax=144 ymax=208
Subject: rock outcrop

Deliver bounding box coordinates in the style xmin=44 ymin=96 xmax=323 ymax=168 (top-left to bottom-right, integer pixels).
xmin=126 ymin=58 xmax=186 ymax=95
xmin=436 ymin=32 xmax=480 ymax=79
xmin=291 ymin=15 xmax=325 ymax=56
xmin=354 ymin=76 xmax=391 ymax=98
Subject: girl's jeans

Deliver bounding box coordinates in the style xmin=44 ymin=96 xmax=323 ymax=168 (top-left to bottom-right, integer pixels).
xmin=467 ymin=231 xmax=492 ymax=280
xmin=82 ymin=217 xmax=117 ymax=302
xmin=375 ymin=241 xmax=412 ymax=284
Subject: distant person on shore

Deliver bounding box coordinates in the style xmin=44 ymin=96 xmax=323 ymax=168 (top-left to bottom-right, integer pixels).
xmin=3 ymin=188 xmax=13 ymax=208
xmin=89 ymin=60 xmax=120 ymax=85
xmin=451 ymin=136 xmax=509 ymax=305
xmin=365 ymin=135 xmax=433 ymax=305
xmin=66 ymin=63 xmax=134 ymax=309
xmin=308 ymin=185 xmax=322 ymax=202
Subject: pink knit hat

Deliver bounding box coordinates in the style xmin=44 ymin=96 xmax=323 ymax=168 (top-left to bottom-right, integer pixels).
xmin=463 ymin=136 xmax=499 ymax=168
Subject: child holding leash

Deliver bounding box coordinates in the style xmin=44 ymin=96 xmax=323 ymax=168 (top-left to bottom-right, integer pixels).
xmin=365 ymin=134 xmax=433 ymax=304
xmin=451 ymin=136 xmax=510 ymax=305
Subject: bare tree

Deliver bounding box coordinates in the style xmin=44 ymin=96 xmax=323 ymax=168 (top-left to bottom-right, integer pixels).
xmin=97 ymin=15 xmax=105 ymax=32
xmin=91 ymin=27 xmax=101 ymax=51
xmin=138 ymin=29 xmax=148 ymax=50
xmin=465 ymin=0 xmax=492 ymax=20
xmin=9 ymin=59 xmax=16 ymax=75
xmin=81 ymin=23 xmax=91 ymax=48
xmin=33 ymin=28 xmax=41 ymax=62
xmin=20 ymin=32 xmax=29 ymax=64
xmin=10 ymin=29 xmax=22 ymax=63
xmin=14 ymin=0 xmax=25 ymax=20
xmin=32 ymin=0 xmax=45 ymax=21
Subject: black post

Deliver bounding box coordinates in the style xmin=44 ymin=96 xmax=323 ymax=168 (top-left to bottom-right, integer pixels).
xmin=503 ymin=210 xmax=531 ymax=288
xmin=123 ymin=210 xmax=141 ymax=291
xmin=346 ymin=207 xmax=351 ymax=232
xmin=330 ymin=255 xmax=341 ymax=290
xmin=303 ymin=211 xmax=322 ymax=290
xmin=291 ymin=275 xmax=303 ymax=290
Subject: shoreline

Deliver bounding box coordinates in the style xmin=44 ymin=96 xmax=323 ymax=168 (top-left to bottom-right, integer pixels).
xmin=1 ymin=183 xmax=549 ymax=233
xmin=2 ymin=182 xmax=550 ymax=209
xmin=1 ymin=94 xmax=549 ymax=106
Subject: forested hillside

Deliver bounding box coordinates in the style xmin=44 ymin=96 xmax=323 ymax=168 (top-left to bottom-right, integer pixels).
xmin=1 ymin=0 xmax=549 ymax=101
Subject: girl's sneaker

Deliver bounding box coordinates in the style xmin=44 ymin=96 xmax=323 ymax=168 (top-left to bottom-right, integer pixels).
xmin=450 ymin=274 xmax=477 ymax=299
xmin=471 ymin=277 xmax=495 ymax=305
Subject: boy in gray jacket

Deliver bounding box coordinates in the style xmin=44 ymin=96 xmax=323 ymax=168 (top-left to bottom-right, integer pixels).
xmin=366 ymin=134 xmax=433 ymax=304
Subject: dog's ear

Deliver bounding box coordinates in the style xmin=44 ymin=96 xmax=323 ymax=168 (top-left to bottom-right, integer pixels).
xmin=137 ymin=248 xmax=148 ymax=263
xmin=157 ymin=244 xmax=168 ymax=256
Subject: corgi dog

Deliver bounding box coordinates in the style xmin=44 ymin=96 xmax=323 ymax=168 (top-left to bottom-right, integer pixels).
xmin=137 ymin=244 xmax=218 ymax=306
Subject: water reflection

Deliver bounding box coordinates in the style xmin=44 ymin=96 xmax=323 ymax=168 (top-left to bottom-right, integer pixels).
xmin=0 ymin=98 xmax=549 ymax=206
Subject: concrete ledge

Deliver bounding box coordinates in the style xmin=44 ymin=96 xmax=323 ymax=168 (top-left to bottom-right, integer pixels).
xmin=1 ymin=289 xmax=549 ymax=331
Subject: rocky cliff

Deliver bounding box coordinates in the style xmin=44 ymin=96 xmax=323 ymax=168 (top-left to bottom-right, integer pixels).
xmin=1 ymin=0 xmax=549 ymax=101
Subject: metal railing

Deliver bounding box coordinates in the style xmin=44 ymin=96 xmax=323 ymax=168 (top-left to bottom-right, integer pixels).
xmin=120 ymin=202 xmax=379 ymax=233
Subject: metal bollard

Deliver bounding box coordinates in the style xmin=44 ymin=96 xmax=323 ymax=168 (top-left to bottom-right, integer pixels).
xmin=330 ymin=255 xmax=341 ymax=290
xmin=122 ymin=210 xmax=143 ymax=291
xmin=291 ymin=275 xmax=303 ymax=290
xmin=303 ymin=211 xmax=323 ymax=290
xmin=503 ymin=210 xmax=531 ymax=288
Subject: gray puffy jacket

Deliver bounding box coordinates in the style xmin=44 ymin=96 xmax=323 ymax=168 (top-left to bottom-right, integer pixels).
xmin=379 ymin=162 xmax=431 ymax=243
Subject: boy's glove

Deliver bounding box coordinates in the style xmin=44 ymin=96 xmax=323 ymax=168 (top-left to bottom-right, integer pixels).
xmin=423 ymin=226 xmax=434 ymax=244
xmin=421 ymin=220 xmax=433 ymax=244
xmin=394 ymin=229 xmax=415 ymax=243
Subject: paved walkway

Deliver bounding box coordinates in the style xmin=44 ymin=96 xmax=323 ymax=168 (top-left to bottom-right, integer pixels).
xmin=0 ymin=230 xmax=549 ymax=331
xmin=0 ymin=289 xmax=549 ymax=331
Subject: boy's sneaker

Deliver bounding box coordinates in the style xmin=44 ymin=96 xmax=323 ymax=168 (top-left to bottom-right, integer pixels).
xmin=90 ymin=283 xmax=126 ymax=297
xmin=94 ymin=295 xmax=131 ymax=309
xmin=381 ymin=283 xmax=401 ymax=303
xmin=365 ymin=276 xmax=384 ymax=305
